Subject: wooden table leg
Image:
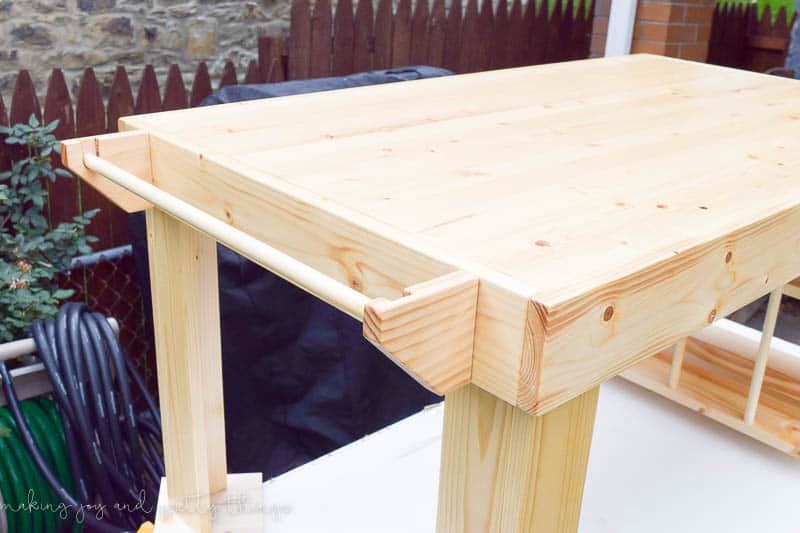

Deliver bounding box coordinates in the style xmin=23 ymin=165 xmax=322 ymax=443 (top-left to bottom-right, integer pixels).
xmin=437 ymin=384 xmax=600 ymax=533
xmin=147 ymin=208 xmax=227 ymax=531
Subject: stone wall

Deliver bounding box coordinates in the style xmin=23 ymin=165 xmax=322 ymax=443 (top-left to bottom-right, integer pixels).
xmin=0 ymin=0 xmax=292 ymax=98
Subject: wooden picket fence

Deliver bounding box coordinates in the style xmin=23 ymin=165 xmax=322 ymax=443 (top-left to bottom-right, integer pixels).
xmin=0 ymin=59 xmax=266 ymax=249
xmin=707 ymin=4 xmax=796 ymax=72
xmin=285 ymin=0 xmax=595 ymax=78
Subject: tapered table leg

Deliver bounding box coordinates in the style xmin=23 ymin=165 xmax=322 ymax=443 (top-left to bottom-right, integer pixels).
xmin=147 ymin=208 xmax=227 ymax=532
xmin=437 ymin=384 xmax=599 ymax=533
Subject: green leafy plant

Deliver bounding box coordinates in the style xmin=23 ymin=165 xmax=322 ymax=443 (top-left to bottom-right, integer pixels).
xmin=0 ymin=114 xmax=98 ymax=343
xmin=719 ymin=0 xmax=796 ymax=22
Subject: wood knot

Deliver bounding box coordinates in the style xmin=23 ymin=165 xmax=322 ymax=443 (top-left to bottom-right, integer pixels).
xmin=603 ymin=305 xmax=614 ymax=322
xmin=724 ymin=251 xmax=732 ymax=264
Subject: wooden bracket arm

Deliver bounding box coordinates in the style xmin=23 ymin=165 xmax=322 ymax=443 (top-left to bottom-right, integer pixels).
xmin=61 ymin=131 xmax=153 ymax=213
xmin=363 ymin=271 xmax=479 ymax=396
xmin=60 ymin=147 xmax=480 ymax=395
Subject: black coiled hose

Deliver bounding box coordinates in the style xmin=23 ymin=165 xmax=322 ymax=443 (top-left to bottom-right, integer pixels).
xmin=0 ymin=303 xmax=163 ymax=532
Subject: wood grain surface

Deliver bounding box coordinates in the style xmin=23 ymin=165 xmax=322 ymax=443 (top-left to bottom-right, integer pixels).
xmin=119 ymin=55 xmax=800 ymax=414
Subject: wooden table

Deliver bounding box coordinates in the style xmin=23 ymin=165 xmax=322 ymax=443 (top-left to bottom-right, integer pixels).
xmin=62 ymin=54 xmax=800 ymax=532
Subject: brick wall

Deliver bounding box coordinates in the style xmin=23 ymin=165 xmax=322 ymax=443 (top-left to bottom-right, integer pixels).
xmin=589 ymin=0 xmax=716 ymax=61
xmin=631 ymin=0 xmax=716 ymax=60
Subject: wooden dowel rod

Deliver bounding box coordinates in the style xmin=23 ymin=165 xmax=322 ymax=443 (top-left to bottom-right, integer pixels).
xmin=668 ymin=337 xmax=687 ymax=389
xmin=0 ymin=318 xmax=119 ymax=362
xmin=84 ymin=153 xmax=370 ymax=320
xmin=744 ymin=289 xmax=783 ymax=425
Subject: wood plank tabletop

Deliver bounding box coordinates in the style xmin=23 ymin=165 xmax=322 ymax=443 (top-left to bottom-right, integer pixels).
xmin=121 ymin=54 xmax=800 ymax=414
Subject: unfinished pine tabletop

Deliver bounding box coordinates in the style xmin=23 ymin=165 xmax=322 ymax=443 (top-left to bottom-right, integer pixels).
xmin=62 ymin=53 xmax=800 ymax=532
xmin=119 ymin=53 xmax=800 ymax=413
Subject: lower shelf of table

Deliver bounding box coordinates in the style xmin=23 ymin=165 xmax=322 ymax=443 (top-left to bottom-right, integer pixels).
xmin=622 ymin=345 xmax=800 ymax=456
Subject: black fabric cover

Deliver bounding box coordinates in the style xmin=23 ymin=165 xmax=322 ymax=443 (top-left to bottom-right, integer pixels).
xmin=130 ymin=66 xmax=452 ymax=479
xmin=200 ymin=66 xmax=452 ymax=105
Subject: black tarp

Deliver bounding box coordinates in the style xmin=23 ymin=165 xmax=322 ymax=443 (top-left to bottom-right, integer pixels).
xmin=130 ymin=66 xmax=452 ymax=479
xmin=200 ymin=66 xmax=452 ymax=104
